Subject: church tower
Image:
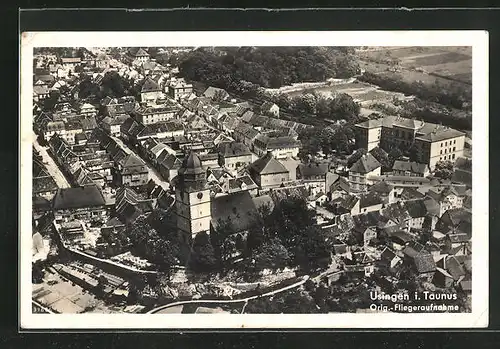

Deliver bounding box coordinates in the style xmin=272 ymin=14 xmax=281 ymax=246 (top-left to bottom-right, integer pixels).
xmin=174 ymin=151 xmax=212 ymax=239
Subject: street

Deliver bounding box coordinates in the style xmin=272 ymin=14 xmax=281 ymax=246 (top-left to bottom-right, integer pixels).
xmin=33 ymin=133 xmax=71 ymax=189
xmin=111 ymin=135 xmax=170 ymax=191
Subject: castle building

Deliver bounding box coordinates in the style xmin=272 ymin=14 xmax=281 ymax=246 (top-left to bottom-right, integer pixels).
xmin=174 ymin=152 xmax=212 ymax=240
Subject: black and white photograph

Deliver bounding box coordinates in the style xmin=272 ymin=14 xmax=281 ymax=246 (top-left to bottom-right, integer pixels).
xmin=20 ymin=31 xmax=488 ymax=329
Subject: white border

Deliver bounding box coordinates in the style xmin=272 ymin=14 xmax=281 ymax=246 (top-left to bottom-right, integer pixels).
xmin=20 ymin=30 xmax=489 ymax=329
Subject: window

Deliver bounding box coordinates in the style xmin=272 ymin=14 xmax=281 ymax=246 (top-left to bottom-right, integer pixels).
xmin=440 ymin=150 xmax=442 ymax=155
xmin=441 ymin=143 xmax=443 ymax=147
xmin=452 ymin=154 xmax=456 ymax=159
xmin=454 ymin=140 xmax=456 ymax=144
xmin=453 ymin=147 xmax=456 ymax=152
xmin=445 ymin=141 xmax=448 ymax=146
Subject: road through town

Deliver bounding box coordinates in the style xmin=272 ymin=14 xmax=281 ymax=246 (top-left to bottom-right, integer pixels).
xmin=33 ymin=134 xmax=71 ymax=188
xmin=148 ymin=275 xmax=310 ymax=314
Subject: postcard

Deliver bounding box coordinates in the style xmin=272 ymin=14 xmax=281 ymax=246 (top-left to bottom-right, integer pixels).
xmin=21 ymin=30 xmax=488 ymax=329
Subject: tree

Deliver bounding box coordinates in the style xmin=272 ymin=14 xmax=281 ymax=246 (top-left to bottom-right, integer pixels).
xmin=32 ymin=261 xmax=44 ymax=284
xmin=388 ymin=147 xmax=403 ymax=164
xmin=189 ymin=232 xmax=218 ymax=273
xmin=294 ymin=226 xmax=332 ymax=271
xmin=369 ymin=146 xmax=392 ymax=171
xmin=347 ymin=148 xmax=367 ymax=168
xmin=254 ymin=238 xmax=291 ymax=271
xmin=434 ymin=160 xmax=454 ymax=180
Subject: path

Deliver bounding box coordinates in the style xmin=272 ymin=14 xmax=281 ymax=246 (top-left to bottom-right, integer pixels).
xmin=33 ymin=134 xmax=71 ymax=188
xmin=148 ymin=275 xmax=309 ymax=314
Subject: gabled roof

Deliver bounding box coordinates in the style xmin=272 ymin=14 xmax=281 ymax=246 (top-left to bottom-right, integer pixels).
xmin=404 ymin=199 xmax=428 ymax=218
xmin=392 ymin=160 xmax=429 ymax=174
xmin=297 ymin=163 xmax=329 ymax=178
xmin=218 ymin=141 xmax=251 ymax=158
xmin=349 ymin=153 xmax=381 ymax=174
xmin=141 ymin=77 xmax=161 ymax=93
xmin=369 ymin=181 xmax=394 ymax=195
xmin=53 ymin=185 xmax=106 ymax=210
xmin=203 ymin=86 xmax=229 ymax=99
xmin=249 ymin=152 xmax=289 ymax=175
xmin=359 ymin=192 xmax=383 ymax=209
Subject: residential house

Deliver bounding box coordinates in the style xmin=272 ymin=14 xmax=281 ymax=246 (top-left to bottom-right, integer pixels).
xmin=101 ymin=96 xmax=136 ymax=117
xmin=226 ymin=175 xmax=259 ymax=195
xmin=140 ymin=77 xmax=163 ymax=102
xmin=380 ymin=246 xmax=403 ymax=269
xmin=101 ymin=115 xmax=129 ymax=138
xmin=402 ymin=241 xmax=437 ymax=276
xmin=167 ymin=78 xmax=193 ymax=100
xmin=61 ymin=57 xmax=82 ymax=71
xmin=217 ymin=141 xmax=253 ymax=173
xmin=404 ymin=199 xmax=428 ymax=230
xmin=348 ymin=153 xmax=381 ymax=193
xmin=392 ymin=160 xmax=430 ymax=177
xmin=134 ymin=104 xmax=180 ymax=125
xmin=253 ymin=134 xmax=301 ymax=159
xmin=368 ymin=181 xmax=396 ymax=204
xmin=248 ymin=152 xmax=290 ymax=189
xmin=358 ymin=191 xmax=384 ymax=215
xmin=117 ymin=154 xmax=149 ymax=187
xmin=203 ymin=86 xmax=230 ymax=101
xmin=157 ymin=152 xmax=182 ymax=182
xmin=260 ymin=101 xmax=280 ymax=118
xmin=52 ymin=185 xmax=107 ymax=222
xmin=33 ymin=85 xmax=50 ymax=102
xmin=297 ymin=162 xmax=329 ymax=195
xmin=128 ymin=48 xmax=150 ymax=65
xmin=199 ymin=153 xmax=220 ymax=169
xmin=79 ymin=103 xmax=97 ymax=117
xmin=136 ymin=121 xmax=185 ymax=141
xmin=427 ymin=185 xmax=466 ymax=217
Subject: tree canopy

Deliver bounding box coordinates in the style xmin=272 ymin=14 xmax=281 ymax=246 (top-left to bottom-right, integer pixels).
xmin=179 ymin=47 xmax=360 ymax=89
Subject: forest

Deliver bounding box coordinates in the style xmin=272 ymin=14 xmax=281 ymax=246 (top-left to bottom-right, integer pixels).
xmin=178 ymin=47 xmax=361 ymax=89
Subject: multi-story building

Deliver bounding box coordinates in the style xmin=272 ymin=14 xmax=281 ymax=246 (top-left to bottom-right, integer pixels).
xmin=167 ymin=79 xmax=193 ymax=100
xmin=140 ymin=77 xmax=163 ymax=103
xmin=253 ymin=134 xmax=301 ymax=159
xmin=354 ymin=116 xmax=465 ymax=170
xmin=217 ymin=142 xmax=253 ymax=172
xmin=117 ymin=154 xmax=149 ymax=187
xmin=174 ymin=152 xmax=212 ymax=240
xmin=134 ymin=105 xmax=179 ymax=125
xmin=348 ymin=153 xmax=381 ymax=194
xmin=248 ymin=151 xmax=290 ymax=189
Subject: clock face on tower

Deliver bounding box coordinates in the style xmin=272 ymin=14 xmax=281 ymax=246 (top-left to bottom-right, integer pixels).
xmin=197 ymin=192 xmax=203 ymax=199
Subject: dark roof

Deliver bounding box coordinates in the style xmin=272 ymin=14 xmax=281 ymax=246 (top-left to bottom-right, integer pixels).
xmin=297 ymin=163 xmax=329 ymax=178
xmin=33 ymin=176 xmax=58 ymax=194
xmin=53 ymin=185 xmax=106 ymax=210
xmin=359 ymin=192 xmax=383 ymax=208
xmin=451 ymin=168 xmax=472 ymax=187
xmin=404 ymin=199 xmax=428 ymax=218
xmin=415 ymin=127 xmax=465 ymax=143
xmin=141 ymin=77 xmax=161 ymax=93
xmin=381 ymin=247 xmax=398 ymax=261
xmin=349 ymin=153 xmax=381 ymax=174
xmin=179 ymin=152 xmax=204 ymax=176
xmin=249 ymin=152 xmax=288 ymax=175
xmin=218 ymin=142 xmax=252 ymax=158
xmin=400 ymin=187 xmax=425 ymax=200
xmin=392 ymin=160 xmax=429 ymax=174
xmin=446 ymin=256 xmax=466 ymax=280
xmin=369 ymin=181 xmax=394 ymax=195
xmin=211 ymin=191 xmax=273 ymax=234
xmin=381 ymin=202 xmax=411 ymax=224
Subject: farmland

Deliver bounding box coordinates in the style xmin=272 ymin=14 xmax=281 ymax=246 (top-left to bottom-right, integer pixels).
xmin=357 ymin=46 xmax=472 ymax=84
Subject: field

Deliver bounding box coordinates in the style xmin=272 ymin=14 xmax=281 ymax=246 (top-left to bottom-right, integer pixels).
xmin=358 ymin=46 xmax=472 ymax=84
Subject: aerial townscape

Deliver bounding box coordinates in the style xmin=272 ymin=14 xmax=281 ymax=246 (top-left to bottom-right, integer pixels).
xmin=31 ymin=46 xmax=472 ymax=315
